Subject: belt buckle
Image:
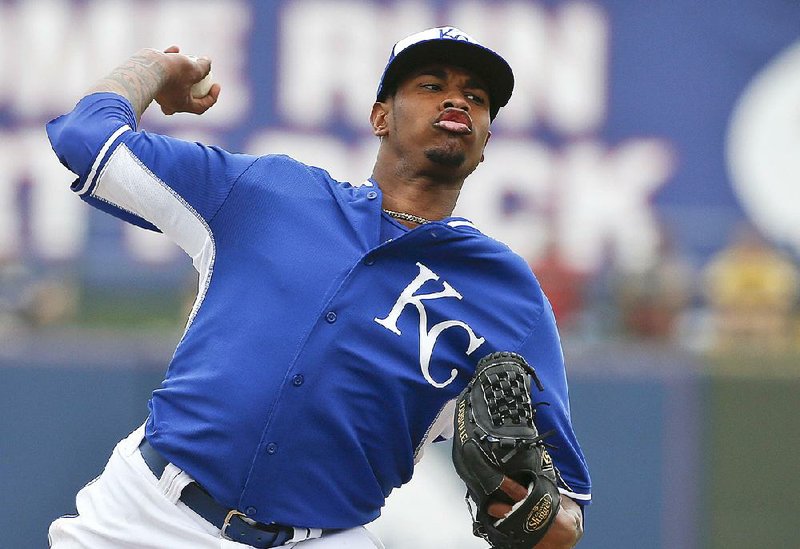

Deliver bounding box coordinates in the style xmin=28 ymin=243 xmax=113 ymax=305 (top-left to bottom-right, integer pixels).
xmin=221 ymin=509 xmax=247 ymax=541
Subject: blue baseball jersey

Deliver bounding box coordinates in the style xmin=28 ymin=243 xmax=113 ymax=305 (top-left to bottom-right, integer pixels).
xmin=46 ymin=93 xmax=591 ymax=529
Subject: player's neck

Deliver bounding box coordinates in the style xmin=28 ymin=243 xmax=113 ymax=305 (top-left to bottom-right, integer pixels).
xmin=371 ymin=162 xmax=463 ymax=224
xmin=375 ymin=179 xmax=460 ymax=225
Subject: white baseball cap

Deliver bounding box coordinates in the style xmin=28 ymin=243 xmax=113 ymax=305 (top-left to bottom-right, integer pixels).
xmin=376 ymin=26 xmax=514 ymax=120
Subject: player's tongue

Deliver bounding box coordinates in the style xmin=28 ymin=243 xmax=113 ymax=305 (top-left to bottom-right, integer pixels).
xmin=436 ymin=120 xmax=471 ymax=133
xmin=435 ymin=110 xmax=472 ymax=134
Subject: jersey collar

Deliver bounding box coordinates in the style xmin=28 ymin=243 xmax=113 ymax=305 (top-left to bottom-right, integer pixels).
xmin=363 ymin=178 xmax=480 ymax=232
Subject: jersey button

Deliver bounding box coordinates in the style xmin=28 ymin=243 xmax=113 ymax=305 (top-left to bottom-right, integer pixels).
xmin=325 ymin=311 xmax=337 ymax=323
xmin=245 ymin=506 xmax=257 ymax=516
xmin=292 ymin=374 xmax=305 ymax=387
xmin=366 ymin=190 xmax=378 ymax=200
xmin=266 ymin=442 xmax=278 ymax=455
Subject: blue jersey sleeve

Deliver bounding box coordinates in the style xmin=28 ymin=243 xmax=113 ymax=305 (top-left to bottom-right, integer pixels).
xmin=46 ymin=92 xmax=258 ymax=234
xmin=517 ymin=298 xmax=592 ymax=505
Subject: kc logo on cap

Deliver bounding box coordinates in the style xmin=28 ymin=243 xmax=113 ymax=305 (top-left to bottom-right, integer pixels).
xmin=392 ymin=26 xmax=478 ymax=56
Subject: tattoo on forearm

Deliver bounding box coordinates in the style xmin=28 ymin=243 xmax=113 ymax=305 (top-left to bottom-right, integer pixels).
xmin=89 ymin=50 xmax=166 ymax=121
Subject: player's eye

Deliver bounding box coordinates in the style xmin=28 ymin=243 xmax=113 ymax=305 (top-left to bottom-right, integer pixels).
xmin=466 ymin=92 xmax=486 ymax=105
xmin=421 ymin=83 xmax=442 ymax=91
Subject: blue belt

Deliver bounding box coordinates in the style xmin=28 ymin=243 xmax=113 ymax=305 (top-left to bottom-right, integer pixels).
xmin=138 ymin=438 xmax=323 ymax=548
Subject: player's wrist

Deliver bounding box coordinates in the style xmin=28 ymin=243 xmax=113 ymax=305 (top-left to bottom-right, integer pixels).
xmin=533 ymin=499 xmax=583 ymax=549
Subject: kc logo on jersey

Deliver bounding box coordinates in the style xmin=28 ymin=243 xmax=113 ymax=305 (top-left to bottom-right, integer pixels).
xmin=374 ymin=262 xmax=485 ymax=388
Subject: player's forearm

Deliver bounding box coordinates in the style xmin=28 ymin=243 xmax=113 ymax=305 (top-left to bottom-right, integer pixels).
xmin=533 ymin=496 xmax=583 ymax=549
xmin=88 ymin=49 xmax=168 ymax=122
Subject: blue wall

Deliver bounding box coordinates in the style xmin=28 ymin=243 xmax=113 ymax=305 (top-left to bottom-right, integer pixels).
xmin=0 ymin=343 xmax=702 ymax=549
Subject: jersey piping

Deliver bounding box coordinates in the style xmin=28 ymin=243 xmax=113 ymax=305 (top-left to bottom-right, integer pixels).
xmin=93 ymin=143 xmax=215 ymax=329
xmin=78 ymin=124 xmax=132 ymax=196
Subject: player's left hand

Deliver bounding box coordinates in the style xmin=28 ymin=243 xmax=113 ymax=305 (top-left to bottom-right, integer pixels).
xmin=153 ymin=45 xmax=221 ymax=116
xmin=452 ymin=352 xmax=563 ymax=549
xmin=487 ymin=482 xmax=583 ymax=549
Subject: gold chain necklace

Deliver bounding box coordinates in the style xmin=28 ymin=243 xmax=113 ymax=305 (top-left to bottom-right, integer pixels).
xmin=382 ymin=209 xmax=431 ymax=225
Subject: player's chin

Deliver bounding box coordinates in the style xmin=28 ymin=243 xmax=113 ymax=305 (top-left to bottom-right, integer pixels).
xmin=424 ymin=147 xmax=466 ymax=167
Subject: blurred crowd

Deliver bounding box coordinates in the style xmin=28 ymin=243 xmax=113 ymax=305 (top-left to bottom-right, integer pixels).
xmin=2 ymin=224 xmax=799 ymax=357
xmin=0 ymin=259 xmax=79 ymax=336
xmin=533 ymin=223 xmax=800 ymax=356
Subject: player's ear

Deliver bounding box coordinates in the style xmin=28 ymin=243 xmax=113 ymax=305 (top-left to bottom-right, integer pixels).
xmin=371 ymin=102 xmax=390 ymax=137
xmin=480 ymin=130 xmax=492 ymax=163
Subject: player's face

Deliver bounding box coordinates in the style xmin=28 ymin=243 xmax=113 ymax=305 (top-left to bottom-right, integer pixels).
xmin=378 ymin=64 xmax=492 ymax=178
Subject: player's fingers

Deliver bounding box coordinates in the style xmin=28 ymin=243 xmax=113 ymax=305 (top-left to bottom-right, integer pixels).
xmin=195 ymin=56 xmax=212 ymax=77
xmin=499 ymin=476 xmax=528 ymax=502
xmin=188 ymin=83 xmax=221 ymax=114
xmin=486 ymin=477 xmax=530 ymax=519
xmin=487 ymin=500 xmax=513 ymax=519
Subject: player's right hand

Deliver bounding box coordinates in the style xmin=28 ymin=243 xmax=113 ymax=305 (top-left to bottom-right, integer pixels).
xmin=153 ymin=46 xmax=221 ymax=116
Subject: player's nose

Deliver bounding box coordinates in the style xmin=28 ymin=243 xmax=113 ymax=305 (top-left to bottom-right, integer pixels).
xmin=441 ymin=95 xmax=470 ymax=112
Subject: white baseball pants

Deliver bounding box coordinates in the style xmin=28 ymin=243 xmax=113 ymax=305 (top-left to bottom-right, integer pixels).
xmin=49 ymin=425 xmax=384 ymax=549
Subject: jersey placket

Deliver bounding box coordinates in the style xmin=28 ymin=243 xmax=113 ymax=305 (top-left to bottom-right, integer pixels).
xmin=236 ymin=224 xmax=444 ymax=519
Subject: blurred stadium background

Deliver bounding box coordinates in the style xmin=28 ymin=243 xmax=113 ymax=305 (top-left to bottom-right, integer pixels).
xmin=2 ymin=1 xmax=799 ymax=547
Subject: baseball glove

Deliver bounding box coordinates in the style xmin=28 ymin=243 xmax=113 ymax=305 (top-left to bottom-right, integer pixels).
xmin=452 ymin=351 xmax=560 ymax=549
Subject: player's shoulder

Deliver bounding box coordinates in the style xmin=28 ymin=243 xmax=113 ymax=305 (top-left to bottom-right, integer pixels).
xmin=455 ymin=222 xmax=538 ymax=275
xmin=250 ymin=154 xmax=339 ymax=180
xmin=244 ymin=153 xmax=357 ymax=193
xmin=447 ymin=222 xmax=545 ymax=302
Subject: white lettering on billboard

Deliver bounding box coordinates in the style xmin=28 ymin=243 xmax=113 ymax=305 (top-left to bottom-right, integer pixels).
xmin=0 ymin=0 xmax=672 ymax=275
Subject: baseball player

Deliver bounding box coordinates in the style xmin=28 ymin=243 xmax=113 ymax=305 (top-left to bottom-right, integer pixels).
xmin=46 ymin=26 xmax=590 ymax=548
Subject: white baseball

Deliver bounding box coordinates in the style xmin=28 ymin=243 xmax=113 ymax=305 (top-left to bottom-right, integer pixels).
xmin=185 ymin=55 xmax=213 ymax=98
xmin=191 ymin=70 xmax=214 ymax=98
